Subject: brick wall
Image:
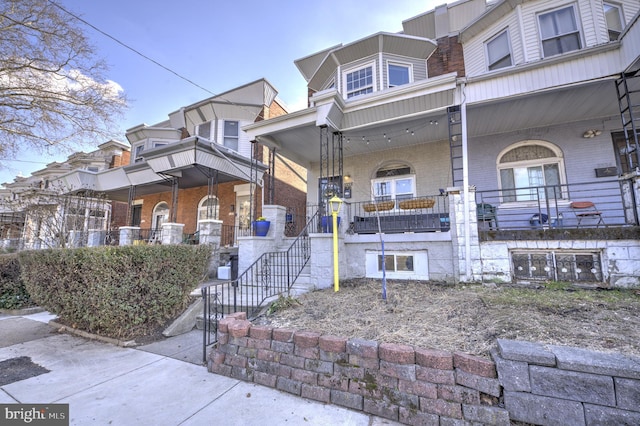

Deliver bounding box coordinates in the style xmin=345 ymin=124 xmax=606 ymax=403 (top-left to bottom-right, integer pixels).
xmin=135 ymin=181 xmax=244 ymax=234
xmin=427 ymin=35 xmax=465 ymax=78
xmin=209 ymin=313 xmax=510 ymax=425
xmin=209 ymin=316 xmax=640 ymax=425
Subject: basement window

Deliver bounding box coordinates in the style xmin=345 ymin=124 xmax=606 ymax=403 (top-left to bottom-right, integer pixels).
xmin=365 ymin=250 xmax=429 ymax=280
xmin=512 ymin=250 xmax=603 ymax=282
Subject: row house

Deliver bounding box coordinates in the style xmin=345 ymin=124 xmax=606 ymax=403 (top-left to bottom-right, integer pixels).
xmin=1 ymin=79 xmax=307 ymax=255
xmin=0 ymin=140 xmax=130 ymax=250
xmin=55 ymin=79 xmax=307 ymax=250
xmin=244 ymin=0 xmax=640 ymax=287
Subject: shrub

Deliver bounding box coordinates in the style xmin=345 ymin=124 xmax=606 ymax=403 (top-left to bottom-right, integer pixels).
xmin=0 ymin=254 xmax=32 ymax=310
xmin=18 ymin=245 xmax=211 ymax=339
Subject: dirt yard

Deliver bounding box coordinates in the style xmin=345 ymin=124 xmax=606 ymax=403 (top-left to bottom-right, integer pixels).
xmin=256 ymin=279 xmax=640 ymax=358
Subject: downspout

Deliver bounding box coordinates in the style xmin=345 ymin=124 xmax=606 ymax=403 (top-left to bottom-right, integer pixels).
xmin=461 ymin=82 xmax=472 ymax=281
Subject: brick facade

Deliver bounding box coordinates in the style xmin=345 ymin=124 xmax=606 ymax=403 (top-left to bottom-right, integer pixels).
xmin=427 ymin=35 xmax=466 ymax=78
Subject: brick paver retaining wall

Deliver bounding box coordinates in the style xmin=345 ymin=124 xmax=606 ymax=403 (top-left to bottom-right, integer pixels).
xmin=208 ymin=313 xmax=640 ymax=425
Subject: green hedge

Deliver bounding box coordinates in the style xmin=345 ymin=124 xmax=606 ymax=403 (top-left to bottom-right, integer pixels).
xmin=0 ymin=254 xmax=32 ymax=310
xmin=19 ymin=245 xmax=211 ymax=339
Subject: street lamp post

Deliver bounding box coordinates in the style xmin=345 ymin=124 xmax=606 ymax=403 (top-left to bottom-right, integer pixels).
xmin=328 ymin=196 xmax=343 ymax=292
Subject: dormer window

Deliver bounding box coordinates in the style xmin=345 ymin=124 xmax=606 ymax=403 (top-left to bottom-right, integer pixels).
xmin=604 ymin=2 xmax=623 ymax=41
xmin=344 ymin=63 xmax=375 ymax=99
xmin=388 ymin=63 xmax=411 ymax=88
xmin=538 ymin=5 xmax=582 ymax=57
xmin=223 ymin=120 xmax=239 ymax=151
xmin=134 ymin=144 xmax=144 ymax=163
xmin=486 ymin=30 xmax=513 ymax=71
xmin=196 ymin=121 xmax=212 ymax=139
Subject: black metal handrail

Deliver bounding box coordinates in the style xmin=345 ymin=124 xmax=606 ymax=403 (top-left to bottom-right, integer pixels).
xmin=202 ymin=210 xmax=318 ymax=361
xmin=475 ymin=178 xmax=632 ymax=231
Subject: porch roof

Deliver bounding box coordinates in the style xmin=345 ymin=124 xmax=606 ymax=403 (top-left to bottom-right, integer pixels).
xmin=243 ymin=74 xmax=458 ymax=165
xmin=56 ymin=137 xmax=266 ymax=201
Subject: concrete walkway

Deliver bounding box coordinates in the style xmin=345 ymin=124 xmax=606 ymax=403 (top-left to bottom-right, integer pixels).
xmin=0 ymin=311 xmax=400 ymax=426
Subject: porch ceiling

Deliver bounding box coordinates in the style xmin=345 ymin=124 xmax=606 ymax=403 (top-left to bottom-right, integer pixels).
xmin=466 ymin=79 xmax=620 ymax=137
xmin=253 ymin=78 xmax=622 ymax=166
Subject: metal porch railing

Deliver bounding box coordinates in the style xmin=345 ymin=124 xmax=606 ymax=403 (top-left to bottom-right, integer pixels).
xmin=475 ymin=178 xmax=633 ymax=231
xmin=201 ymin=210 xmax=318 ymax=361
xmin=344 ymin=194 xmax=450 ymax=234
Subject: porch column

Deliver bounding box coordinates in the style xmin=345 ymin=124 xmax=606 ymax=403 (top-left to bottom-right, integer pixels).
xmin=237 ymin=205 xmax=286 ymax=275
xmin=198 ymin=219 xmax=222 ymax=280
xmin=307 ymin=232 xmax=345 ymax=290
xmin=119 ymin=226 xmax=140 ymax=246
xmin=620 ymin=171 xmax=640 ymax=226
xmin=87 ymin=230 xmax=105 ymax=247
xmin=198 ymin=219 xmax=222 ymax=246
xmin=161 ymin=222 xmax=184 ymax=245
xmin=448 ymin=187 xmax=481 ymax=282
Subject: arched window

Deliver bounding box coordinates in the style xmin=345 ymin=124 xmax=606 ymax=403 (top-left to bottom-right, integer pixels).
xmin=371 ymin=163 xmax=415 ymax=202
xmin=152 ymin=202 xmax=169 ymax=231
xmin=497 ymin=141 xmax=565 ymax=202
xmin=197 ymin=196 xmax=219 ymax=228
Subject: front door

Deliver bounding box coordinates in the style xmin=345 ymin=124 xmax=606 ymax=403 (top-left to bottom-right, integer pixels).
xmin=237 ymin=195 xmax=251 ymax=232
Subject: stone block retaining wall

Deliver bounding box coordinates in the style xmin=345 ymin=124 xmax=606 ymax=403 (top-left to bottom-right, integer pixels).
xmin=495 ymin=339 xmax=640 ymax=425
xmin=208 ymin=314 xmax=640 ymax=425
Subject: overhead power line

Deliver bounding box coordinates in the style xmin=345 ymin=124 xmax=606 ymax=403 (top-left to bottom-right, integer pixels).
xmin=47 ymin=0 xmax=216 ymax=96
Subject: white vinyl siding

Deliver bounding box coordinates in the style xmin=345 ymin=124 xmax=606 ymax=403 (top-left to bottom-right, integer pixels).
xmin=463 ymin=0 xmax=640 ymax=78
xmin=463 ymin=13 xmax=521 ymax=77
xmin=212 ymin=119 xmax=251 ymax=158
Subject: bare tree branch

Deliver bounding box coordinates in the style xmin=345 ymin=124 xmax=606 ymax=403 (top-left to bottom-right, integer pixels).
xmin=0 ymin=0 xmax=128 ymax=163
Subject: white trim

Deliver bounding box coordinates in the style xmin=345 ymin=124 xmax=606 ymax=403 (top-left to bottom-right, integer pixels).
xmin=152 ymin=201 xmax=169 ymax=231
xmin=536 ymin=3 xmax=583 ymax=59
xmin=485 ymin=28 xmax=513 ymax=71
xmin=197 ymin=195 xmax=219 ymax=227
xmin=370 ymin=174 xmax=416 ymax=205
xmin=365 ymin=249 xmax=429 ymax=280
xmin=386 ymin=60 xmax=414 ymax=88
xmin=496 ymin=140 xmax=567 ymax=204
xmin=342 ymin=61 xmax=377 ymax=100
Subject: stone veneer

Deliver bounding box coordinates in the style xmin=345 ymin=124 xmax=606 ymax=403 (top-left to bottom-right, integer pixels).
xmin=209 ymin=314 xmax=640 ymax=425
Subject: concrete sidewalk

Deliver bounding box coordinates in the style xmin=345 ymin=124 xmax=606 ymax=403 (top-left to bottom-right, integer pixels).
xmin=0 ymin=311 xmax=399 ymax=426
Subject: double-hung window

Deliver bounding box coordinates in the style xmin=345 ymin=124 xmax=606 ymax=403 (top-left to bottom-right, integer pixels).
xmin=371 ymin=166 xmax=415 ymax=203
xmin=538 ymin=5 xmax=582 ymax=57
xmin=486 ymin=30 xmax=513 ymax=71
xmin=498 ymin=143 xmax=565 ymax=203
xmin=388 ymin=63 xmax=411 ymax=88
xmin=345 ymin=65 xmax=374 ymax=98
xmin=604 ymin=2 xmax=623 ymax=41
xmin=223 ymin=121 xmax=239 ymax=151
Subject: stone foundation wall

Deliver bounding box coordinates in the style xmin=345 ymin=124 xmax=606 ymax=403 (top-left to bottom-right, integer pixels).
xmin=209 ymin=314 xmax=640 ymax=425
